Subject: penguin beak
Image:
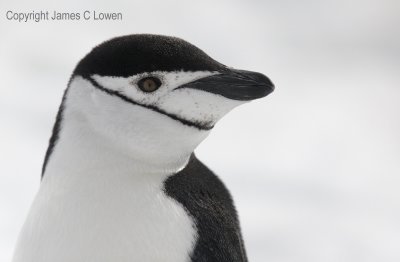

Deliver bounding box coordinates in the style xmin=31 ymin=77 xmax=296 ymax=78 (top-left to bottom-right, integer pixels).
xmin=177 ymin=69 xmax=274 ymax=101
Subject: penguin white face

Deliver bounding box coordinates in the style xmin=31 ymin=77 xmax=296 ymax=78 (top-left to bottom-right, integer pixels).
xmin=58 ymin=35 xmax=274 ymax=170
xmin=89 ymin=70 xmax=238 ymax=130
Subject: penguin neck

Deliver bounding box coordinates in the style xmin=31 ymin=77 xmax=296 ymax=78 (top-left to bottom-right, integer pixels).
xmin=42 ymin=109 xmax=191 ymax=186
xmin=42 ymin=80 xmax=201 ymax=183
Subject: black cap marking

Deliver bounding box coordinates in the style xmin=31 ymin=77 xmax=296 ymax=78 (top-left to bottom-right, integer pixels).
xmin=74 ymin=34 xmax=226 ymax=77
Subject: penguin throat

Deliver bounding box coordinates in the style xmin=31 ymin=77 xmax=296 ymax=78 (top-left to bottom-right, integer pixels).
xmin=43 ymin=116 xmax=192 ymax=180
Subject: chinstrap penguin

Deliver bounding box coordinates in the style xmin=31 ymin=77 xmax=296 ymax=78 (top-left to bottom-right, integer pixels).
xmin=13 ymin=34 xmax=274 ymax=262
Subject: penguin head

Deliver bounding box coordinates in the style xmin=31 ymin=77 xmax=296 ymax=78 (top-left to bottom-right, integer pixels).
xmin=65 ymin=34 xmax=274 ymax=169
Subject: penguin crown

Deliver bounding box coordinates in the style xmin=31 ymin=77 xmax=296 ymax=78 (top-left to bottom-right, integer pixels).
xmin=74 ymin=34 xmax=226 ymax=78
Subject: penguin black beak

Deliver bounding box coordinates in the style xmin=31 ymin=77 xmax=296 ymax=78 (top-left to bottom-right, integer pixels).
xmin=177 ymin=69 xmax=274 ymax=101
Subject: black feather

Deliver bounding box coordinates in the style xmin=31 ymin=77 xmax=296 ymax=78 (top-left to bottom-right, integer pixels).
xmin=164 ymin=154 xmax=248 ymax=262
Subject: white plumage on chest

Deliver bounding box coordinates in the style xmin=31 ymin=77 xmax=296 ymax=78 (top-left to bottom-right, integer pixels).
xmin=14 ymin=145 xmax=196 ymax=262
xmin=14 ymin=170 xmax=196 ymax=262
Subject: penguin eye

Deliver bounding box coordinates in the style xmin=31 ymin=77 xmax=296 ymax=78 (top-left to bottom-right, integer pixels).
xmin=137 ymin=77 xmax=162 ymax=93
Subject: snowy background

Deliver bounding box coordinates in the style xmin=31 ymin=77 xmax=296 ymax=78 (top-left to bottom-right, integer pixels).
xmin=1 ymin=0 xmax=400 ymax=261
